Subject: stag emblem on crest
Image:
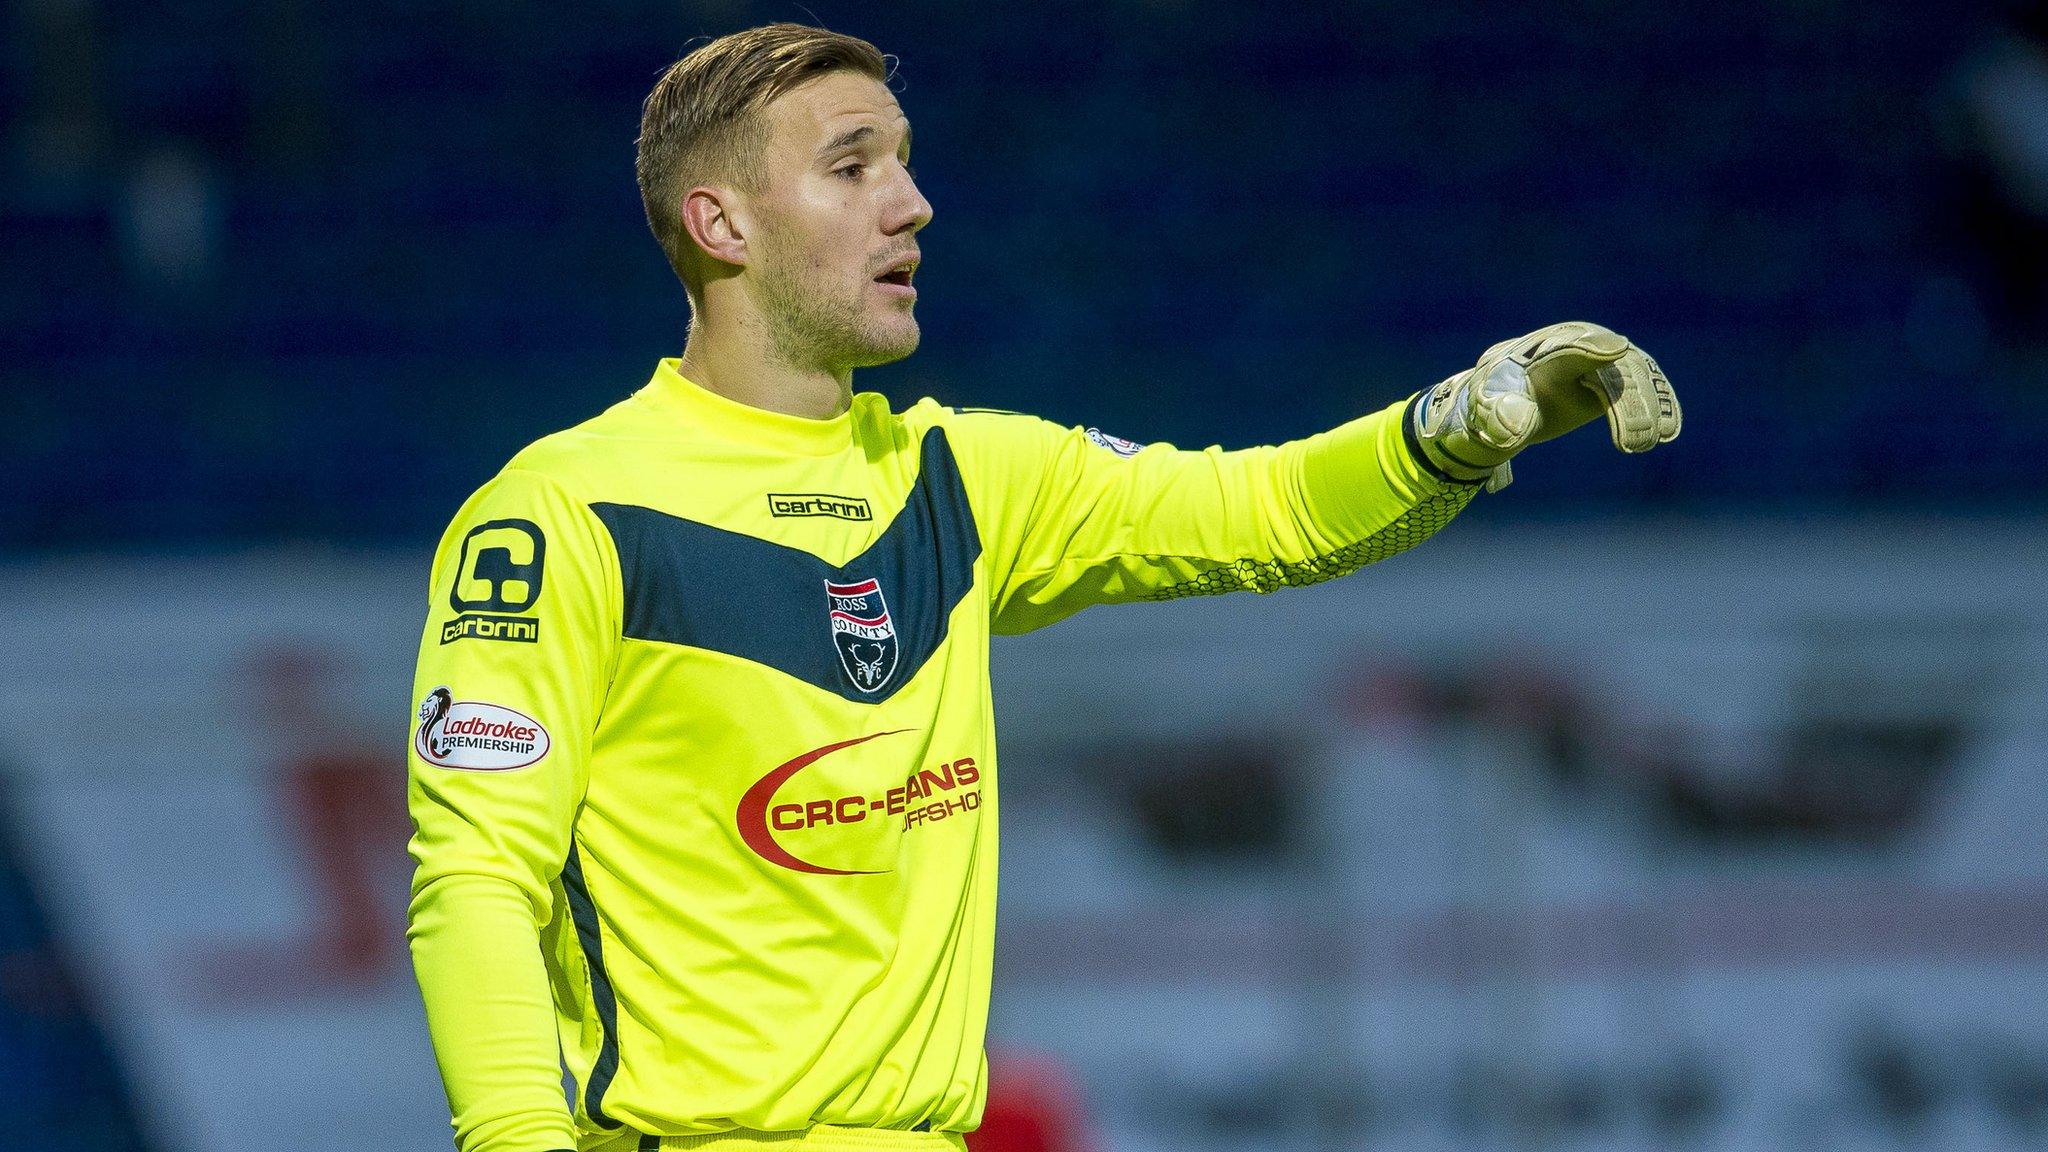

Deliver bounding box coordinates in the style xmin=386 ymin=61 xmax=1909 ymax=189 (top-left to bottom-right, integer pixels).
xmin=825 ymin=576 xmax=899 ymax=693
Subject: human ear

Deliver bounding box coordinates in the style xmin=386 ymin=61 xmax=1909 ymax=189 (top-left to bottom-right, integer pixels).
xmin=681 ymin=186 xmax=748 ymax=267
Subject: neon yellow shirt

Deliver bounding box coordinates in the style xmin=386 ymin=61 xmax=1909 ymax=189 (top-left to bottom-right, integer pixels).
xmin=405 ymin=360 xmax=1477 ymax=1152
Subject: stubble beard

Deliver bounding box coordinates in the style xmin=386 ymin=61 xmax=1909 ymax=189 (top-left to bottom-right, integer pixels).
xmin=760 ymin=257 xmax=920 ymax=376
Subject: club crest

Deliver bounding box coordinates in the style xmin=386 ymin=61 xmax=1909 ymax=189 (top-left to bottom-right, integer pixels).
xmin=825 ymin=577 xmax=898 ymax=693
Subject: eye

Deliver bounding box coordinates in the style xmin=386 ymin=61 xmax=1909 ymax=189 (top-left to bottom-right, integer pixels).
xmin=904 ymin=164 xmax=917 ymax=180
xmin=835 ymin=162 xmax=865 ymax=181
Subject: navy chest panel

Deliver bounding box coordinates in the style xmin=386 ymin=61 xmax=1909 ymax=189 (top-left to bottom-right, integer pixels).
xmin=590 ymin=428 xmax=983 ymax=703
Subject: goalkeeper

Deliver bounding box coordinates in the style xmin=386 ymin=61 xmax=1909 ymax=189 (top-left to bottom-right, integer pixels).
xmin=404 ymin=21 xmax=1680 ymax=1152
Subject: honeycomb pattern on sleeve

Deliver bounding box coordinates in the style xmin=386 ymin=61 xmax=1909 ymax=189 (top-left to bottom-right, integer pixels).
xmin=1146 ymin=485 xmax=1478 ymax=600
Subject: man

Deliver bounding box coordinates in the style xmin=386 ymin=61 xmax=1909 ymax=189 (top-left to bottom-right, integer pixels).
xmin=405 ymin=22 xmax=1679 ymax=1152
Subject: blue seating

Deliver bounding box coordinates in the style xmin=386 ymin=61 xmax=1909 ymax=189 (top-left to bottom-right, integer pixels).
xmin=1 ymin=0 xmax=2029 ymax=546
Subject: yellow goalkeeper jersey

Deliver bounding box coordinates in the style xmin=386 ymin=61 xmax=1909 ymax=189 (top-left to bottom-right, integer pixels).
xmin=405 ymin=359 xmax=1477 ymax=1152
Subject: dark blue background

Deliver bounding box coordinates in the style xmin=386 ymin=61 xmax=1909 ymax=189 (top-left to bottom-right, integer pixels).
xmin=4 ymin=1 xmax=2031 ymax=547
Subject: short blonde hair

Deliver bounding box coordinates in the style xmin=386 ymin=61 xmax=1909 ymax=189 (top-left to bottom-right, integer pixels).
xmin=635 ymin=23 xmax=891 ymax=285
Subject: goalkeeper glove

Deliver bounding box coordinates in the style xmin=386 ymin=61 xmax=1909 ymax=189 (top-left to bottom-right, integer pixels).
xmin=1410 ymin=321 xmax=1681 ymax=492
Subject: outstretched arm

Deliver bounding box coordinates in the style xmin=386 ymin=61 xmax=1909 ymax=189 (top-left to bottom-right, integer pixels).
xmin=949 ymin=395 xmax=1478 ymax=635
xmin=951 ymin=322 xmax=1679 ymax=635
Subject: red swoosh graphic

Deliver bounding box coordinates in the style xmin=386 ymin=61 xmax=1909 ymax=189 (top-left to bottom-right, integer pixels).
xmin=736 ymin=730 xmax=908 ymax=876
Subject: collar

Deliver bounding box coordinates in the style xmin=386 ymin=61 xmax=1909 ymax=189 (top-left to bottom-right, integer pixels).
xmin=635 ymin=358 xmax=856 ymax=457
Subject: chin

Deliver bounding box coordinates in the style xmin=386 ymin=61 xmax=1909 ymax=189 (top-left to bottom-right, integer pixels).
xmin=849 ymin=321 xmax=921 ymax=368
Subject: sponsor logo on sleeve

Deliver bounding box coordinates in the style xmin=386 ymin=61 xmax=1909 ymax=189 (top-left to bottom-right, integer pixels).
xmin=1084 ymin=427 xmax=1145 ymax=457
xmin=443 ymin=518 xmax=545 ymax=645
xmin=767 ymin=493 xmax=873 ymax=521
xmin=825 ymin=577 xmax=898 ymax=693
xmin=442 ymin=614 xmax=539 ymax=644
xmin=414 ymin=686 xmax=552 ymax=771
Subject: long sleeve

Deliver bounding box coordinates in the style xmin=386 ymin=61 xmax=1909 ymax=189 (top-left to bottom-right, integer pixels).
xmin=948 ymin=395 xmax=1477 ymax=635
xmin=405 ymin=466 xmax=622 ymax=1152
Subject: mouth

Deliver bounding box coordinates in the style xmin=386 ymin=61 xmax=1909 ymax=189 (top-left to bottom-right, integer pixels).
xmin=873 ymin=254 xmax=919 ymax=293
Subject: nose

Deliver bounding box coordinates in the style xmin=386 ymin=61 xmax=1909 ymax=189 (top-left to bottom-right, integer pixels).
xmin=888 ymin=162 xmax=932 ymax=236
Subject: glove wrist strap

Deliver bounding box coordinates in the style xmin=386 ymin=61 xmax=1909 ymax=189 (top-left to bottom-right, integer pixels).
xmin=1403 ymin=391 xmax=1494 ymax=487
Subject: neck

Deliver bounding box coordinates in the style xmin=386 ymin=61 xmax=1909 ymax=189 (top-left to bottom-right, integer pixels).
xmin=676 ymin=302 xmax=853 ymax=421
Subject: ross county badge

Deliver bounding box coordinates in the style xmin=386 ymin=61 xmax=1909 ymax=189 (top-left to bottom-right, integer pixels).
xmin=824 ymin=577 xmax=899 ymax=693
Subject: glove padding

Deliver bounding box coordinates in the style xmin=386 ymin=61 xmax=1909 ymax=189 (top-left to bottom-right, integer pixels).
xmin=1412 ymin=321 xmax=1681 ymax=492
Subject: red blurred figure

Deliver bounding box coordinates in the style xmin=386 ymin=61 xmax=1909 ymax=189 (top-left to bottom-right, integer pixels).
xmin=966 ymin=1050 xmax=1096 ymax=1152
xmin=259 ymin=642 xmax=411 ymax=982
xmin=189 ymin=642 xmax=411 ymax=999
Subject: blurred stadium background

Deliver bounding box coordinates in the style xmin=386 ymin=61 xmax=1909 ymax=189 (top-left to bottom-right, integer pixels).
xmin=6 ymin=1 xmax=2048 ymax=1149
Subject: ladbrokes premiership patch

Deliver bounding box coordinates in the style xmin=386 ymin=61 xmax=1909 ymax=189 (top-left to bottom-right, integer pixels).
xmin=1085 ymin=427 xmax=1145 ymax=457
xmin=414 ymin=686 xmax=551 ymax=771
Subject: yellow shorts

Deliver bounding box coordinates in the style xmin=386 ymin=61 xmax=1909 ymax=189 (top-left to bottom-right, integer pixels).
xmin=590 ymin=1125 xmax=967 ymax=1152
